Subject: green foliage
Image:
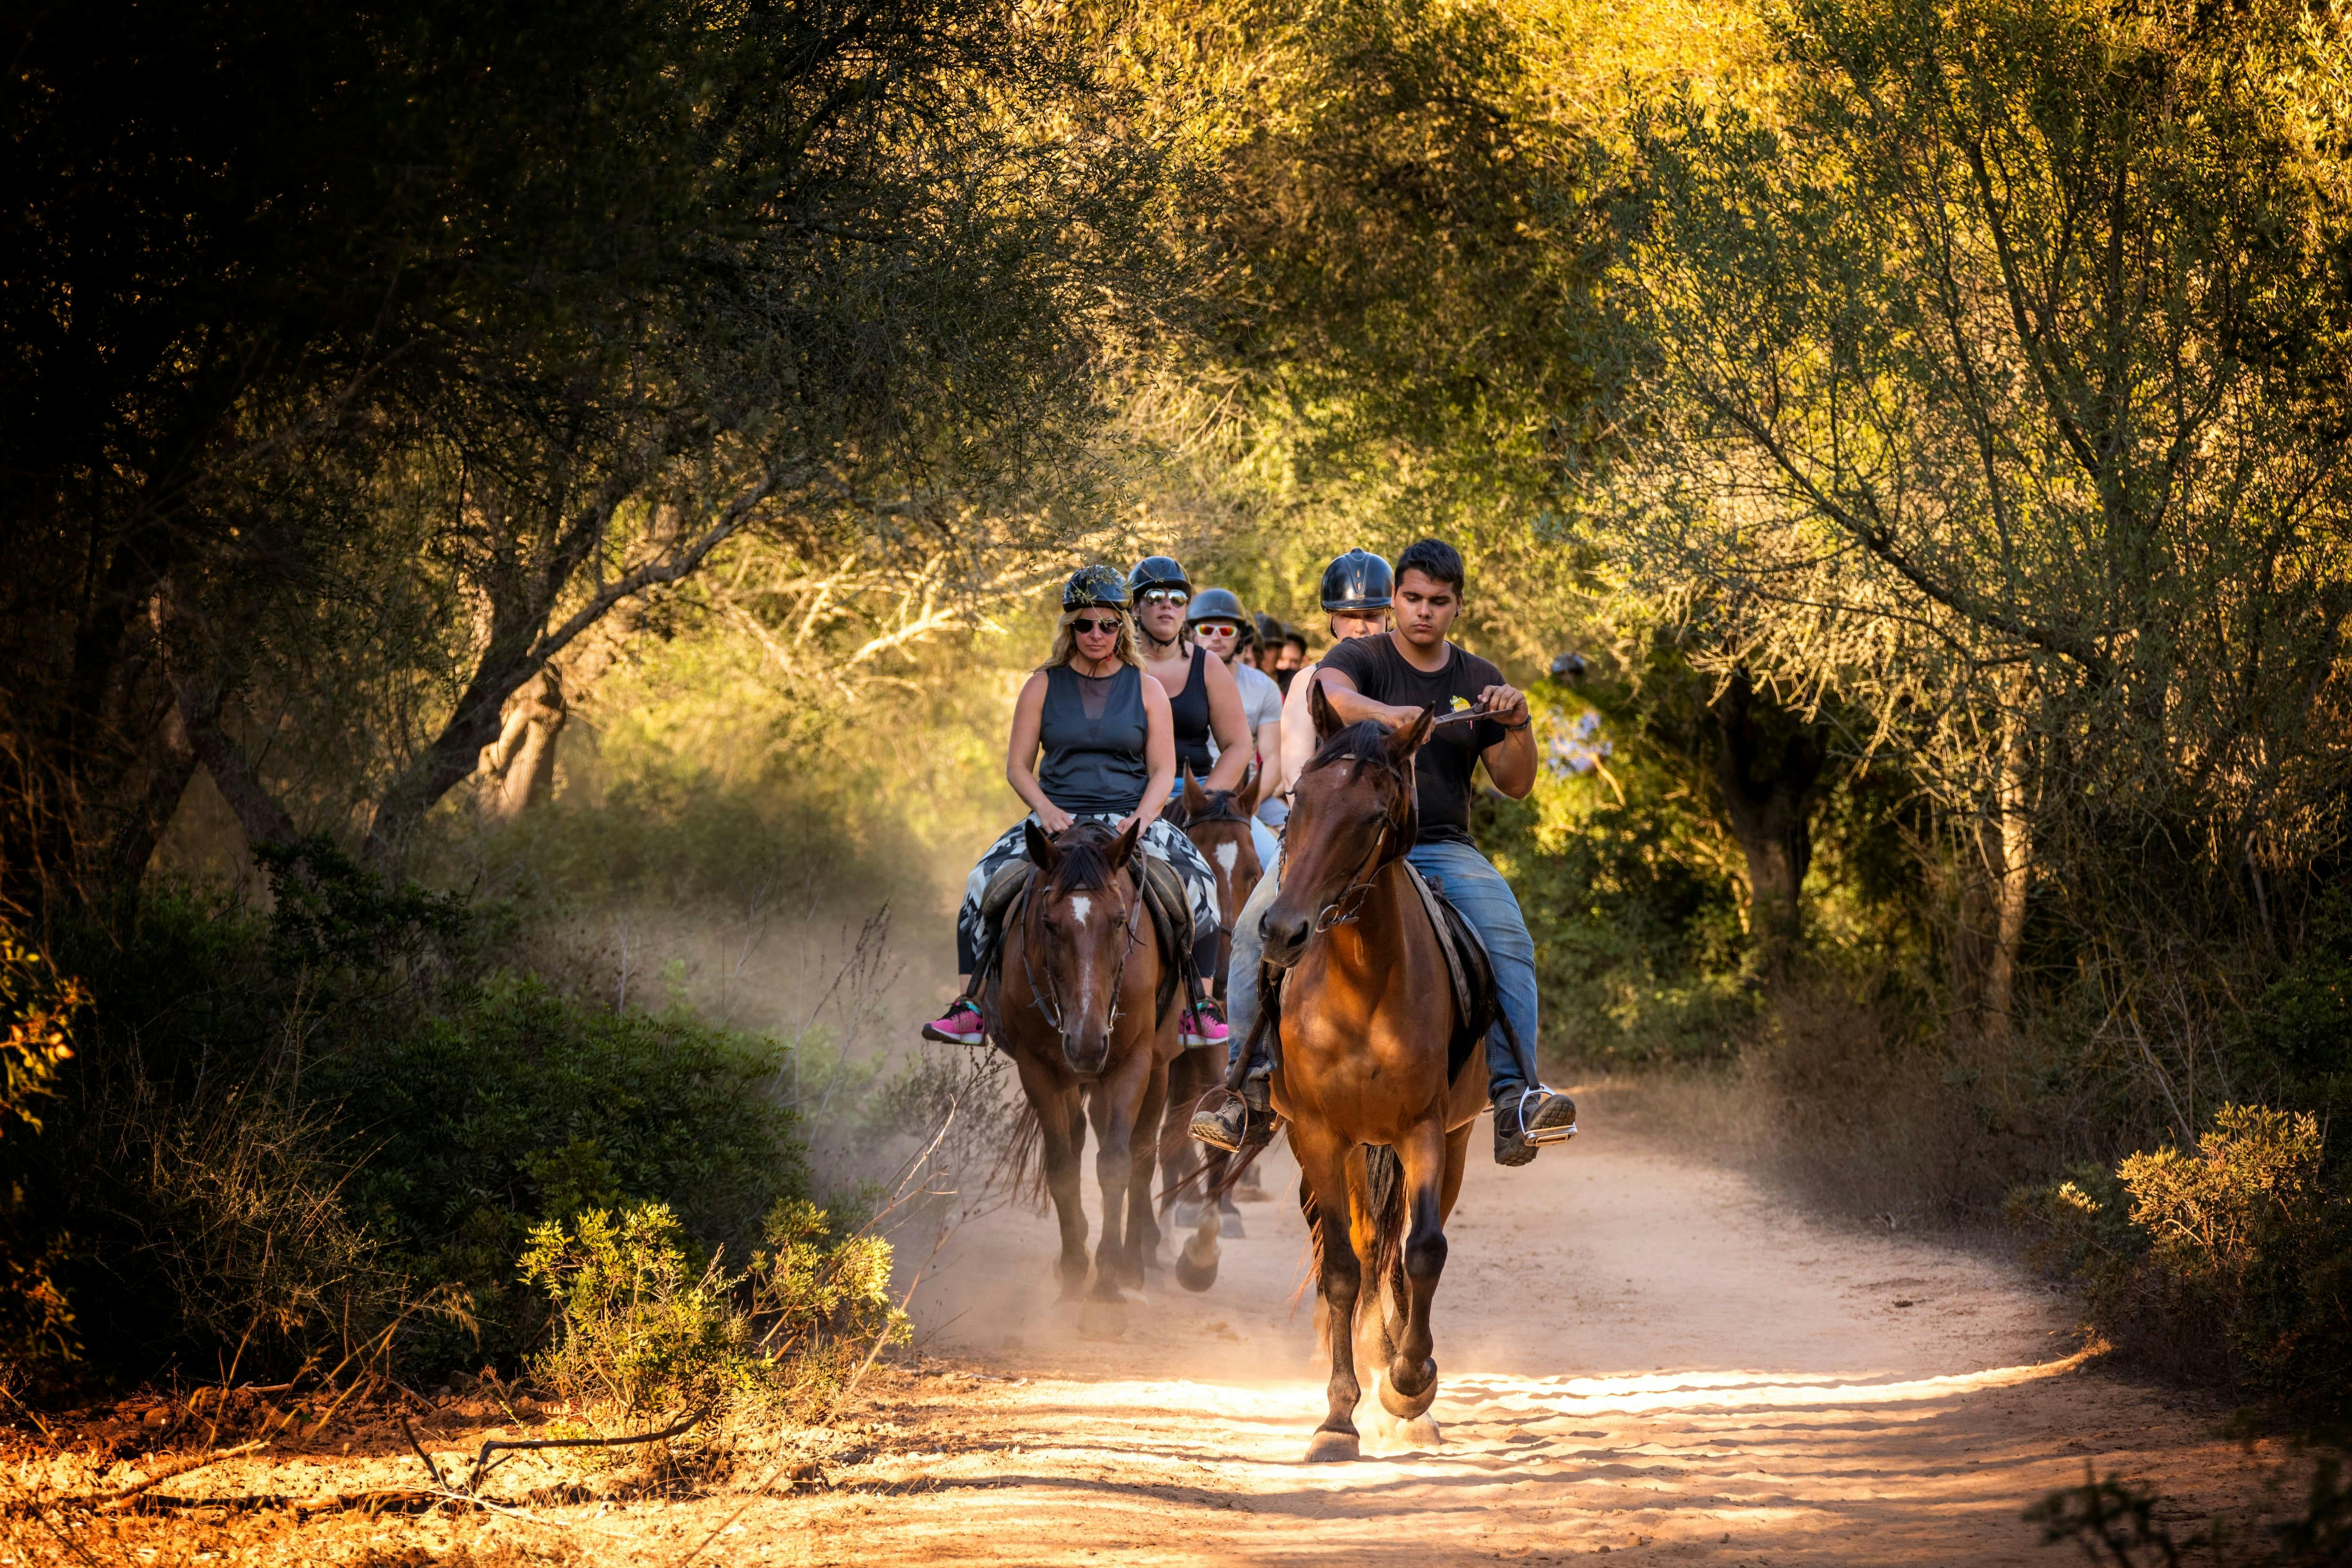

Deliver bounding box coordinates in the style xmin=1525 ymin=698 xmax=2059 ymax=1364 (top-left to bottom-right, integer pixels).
xmin=8 ymin=843 xmax=810 ymax=1384
xmin=520 ymin=1199 xmax=902 ymax=1436
xmin=321 ymin=976 xmax=806 ymax=1367
xmin=0 ymin=929 xmax=87 ymax=1361
xmin=2012 ymin=1107 xmax=2352 ymax=1419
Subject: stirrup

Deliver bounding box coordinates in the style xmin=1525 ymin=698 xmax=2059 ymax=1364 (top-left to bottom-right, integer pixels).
xmin=1512 ymin=1086 xmax=1579 ymax=1146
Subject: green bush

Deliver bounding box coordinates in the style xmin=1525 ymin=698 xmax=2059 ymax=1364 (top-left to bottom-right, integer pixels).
xmin=2012 ymin=1105 xmax=2352 ymax=1419
xmin=0 ymin=930 xmax=86 ymax=1362
xmin=8 ymin=841 xmax=810 ymax=1383
xmin=519 ymin=1199 xmax=902 ymax=1444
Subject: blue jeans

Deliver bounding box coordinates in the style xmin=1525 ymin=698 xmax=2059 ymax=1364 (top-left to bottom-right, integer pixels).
xmin=1224 ymin=838 xmax=1541 ymax=1101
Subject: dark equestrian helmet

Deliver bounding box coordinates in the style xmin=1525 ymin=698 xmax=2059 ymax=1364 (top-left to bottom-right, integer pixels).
xmin=1319 ymin=549 xmax=1394 ymax=612
xmin=1186 ymin=586 xmax=1247 ymax=627
xmin=1127 ymin=555 xmax=1192 ymax=596
xmin=1254 ymin=611 xmax=1285 ymax=647
xmin=1063 ymin=563 xmax=1130 ymax=610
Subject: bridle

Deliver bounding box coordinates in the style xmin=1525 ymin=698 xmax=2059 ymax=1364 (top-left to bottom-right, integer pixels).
xmin=1019 ymin=853 xmax=1148 ymax=1046
xmin=1285 ymin=758 xmax=1414 ymax=934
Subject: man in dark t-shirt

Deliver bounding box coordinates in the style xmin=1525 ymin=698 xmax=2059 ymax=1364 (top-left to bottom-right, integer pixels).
xmin=1194 ymin=538 xmax=1578 ymax=1167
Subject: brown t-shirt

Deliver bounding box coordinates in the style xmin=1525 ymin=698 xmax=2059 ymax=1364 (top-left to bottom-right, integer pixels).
xmin=1319 ymin=634 xmax=1507 ymax=846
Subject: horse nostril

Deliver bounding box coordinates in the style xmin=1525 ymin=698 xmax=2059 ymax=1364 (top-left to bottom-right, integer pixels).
xmin=1260 ymin=910 xmax=1309 ymax=958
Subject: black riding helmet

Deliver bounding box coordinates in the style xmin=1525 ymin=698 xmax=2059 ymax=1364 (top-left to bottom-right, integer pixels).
xmin=1319 ymin=548 xmax=1394 ymax=612
xmin=1185 ymin=586 xmax=1247 ymax=627
xmin=1127 ymin=555 xmax=1192 ymax=597
xmin=1063 ymin=563 xmax=1130 ymax=610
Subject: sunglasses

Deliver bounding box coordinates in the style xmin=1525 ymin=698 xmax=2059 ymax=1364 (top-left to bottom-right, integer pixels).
xmin=1194 ymin=621 xmax=1239 ymax=636
xmin=1138 ymin=588 xmax=1189 ymax=606
xmin=1070 ymin=614 xmax=1122 ymax=635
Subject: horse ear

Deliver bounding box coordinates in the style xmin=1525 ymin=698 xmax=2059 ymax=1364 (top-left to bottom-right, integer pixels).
xmin=1235 ymin=760 xmax=1263 ymax=814
xmin=1386 ymin=706 xmax=1436 ymax=765
xmin=1024 ymin=817 xmax=1058 ymax=872
xmin=1108 ymin=818 xmax=1142 ymax=870
xmin=1180 ymin=765 xmax=1208 ymax=821
xmin=1309 ymin=674 xmax=1343 ymax=742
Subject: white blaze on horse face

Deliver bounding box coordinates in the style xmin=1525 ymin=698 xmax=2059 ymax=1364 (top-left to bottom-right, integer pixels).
xmin=1214 ymin=841 xmax=1239 ymax=878
xmin=1070 ymin=895 xmax=1092 ymax=924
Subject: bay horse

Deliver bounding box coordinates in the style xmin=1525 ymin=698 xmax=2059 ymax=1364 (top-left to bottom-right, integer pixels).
xmin=1254 ymin=692 xmax=1486 ymax=1461
xmin=1160 ymin=766 xmax=1266 ymax=1289
xmin=990 ymin=817 xmax=1184 ymax=1332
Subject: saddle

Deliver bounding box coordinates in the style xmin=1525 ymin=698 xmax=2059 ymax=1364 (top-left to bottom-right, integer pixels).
xmin=974 ymin=854 xmax=1192 ymax=1030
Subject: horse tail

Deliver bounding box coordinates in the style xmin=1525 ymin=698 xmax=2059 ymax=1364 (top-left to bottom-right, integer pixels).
xmin=991 ymin=1095 xmax=1052 ymax=1213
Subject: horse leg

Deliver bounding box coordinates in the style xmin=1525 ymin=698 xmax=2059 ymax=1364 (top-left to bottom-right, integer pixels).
xmin=1125 ymin=1055 xmax=1168 ymax=1288
xmin=1379 ymin=1120 xmax=1451 ymax=1426
xmin=1161 ymin=1049 xmax=1210 ymax=1228
xmin=1040 ymin=1085 xmax=1091 ymax=1303
xmin=1293 ymin=1128 xmax=1365 ymax=1462
xmin=1078 ymin=1067 xmax=1141 ymax=1333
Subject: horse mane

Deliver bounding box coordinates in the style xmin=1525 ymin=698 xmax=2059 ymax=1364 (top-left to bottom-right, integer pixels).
xmin=1302 ymin=717 xmax=1407 ymax=778
xmin=1045 ymin=820 xmax=1127 ymax=894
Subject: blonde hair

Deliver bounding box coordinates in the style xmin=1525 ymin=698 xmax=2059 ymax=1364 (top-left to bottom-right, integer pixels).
xmin=1042 ymin=606 xmax=1144 ymax=671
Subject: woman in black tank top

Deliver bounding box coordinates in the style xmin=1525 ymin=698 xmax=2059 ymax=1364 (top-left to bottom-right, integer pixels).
xmin=1128 ymin=555 xmax=1254 ymax=795
xmin=925 ymin=566 xmax=1232 ymax=1049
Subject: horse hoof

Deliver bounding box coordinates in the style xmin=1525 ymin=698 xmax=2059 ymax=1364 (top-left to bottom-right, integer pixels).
xmin=1304 ymin=1428 xmax=1361 ymax=1463
xmin=1220 ymin=1211 xmax=1246 ymax=1239
xmin=1078 ymin=1300 xmax=1128 ymax=1340
xmin=1379 ymin=1361 xmax=1437 ymax=1419
xmin=1393 ymin=1414 xmax=1443 ymax=1450
xmin=1175 ymin=1236 xmax=1220 ymax=1293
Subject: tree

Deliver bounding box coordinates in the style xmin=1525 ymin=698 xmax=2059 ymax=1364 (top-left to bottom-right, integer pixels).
xmin=1600 ymin=0 xmax=2352 ymax=1007
xmin=3 ymin=0 xmax=1173 ymax=909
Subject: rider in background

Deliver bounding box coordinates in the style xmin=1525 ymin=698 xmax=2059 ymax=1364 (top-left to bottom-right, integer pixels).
xmin=923 ymin=566 xmax=1228 ymax=1049
xmin=1128 ymin=557 xmax=1251 ymax=800
xmin=1186 ymin=586 xmax=1283 ymax=874
xmin=1192 ymin=548 xmax=1393 ymax=1144
xmin=1194 ymin=540 xmax=1578 ymax=1165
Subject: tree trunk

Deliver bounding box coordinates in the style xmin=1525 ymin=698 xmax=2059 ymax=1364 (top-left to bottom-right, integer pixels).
xmin=478 ymin=667 xmax=567 ymax=824
xmin=1709 ymin=672 xmax=1826 ymax=982
xmin=1984 ymin=678 xmax=2033 ymax=1036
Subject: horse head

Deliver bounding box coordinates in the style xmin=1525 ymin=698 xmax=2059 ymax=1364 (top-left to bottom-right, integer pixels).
xmin=1018 ymin=816 xmax=1145 ymax=1076
xmin=1258 ymin=696 xmax=1430 ymax=969
xmin=1172 ymin=765 xmax=1265 ymax=999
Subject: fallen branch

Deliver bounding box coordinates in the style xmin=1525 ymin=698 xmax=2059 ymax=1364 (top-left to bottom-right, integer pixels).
xmin=461 ymin=1405 xmax=711 ymax=1494
xmin=95 ymin=1440 xmax=269 ymax=1512
xmin=398 ymin=1414 xmax=447 ymax=1491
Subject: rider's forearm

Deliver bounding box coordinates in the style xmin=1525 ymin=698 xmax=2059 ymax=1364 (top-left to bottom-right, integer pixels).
xmin=1007 ymin=763 xmax=1057 ymax=819
xmin=1321 ymin=684 xmax=1421 ymax=732
xmin=1135 ymin=763 xmax=1174 ymax=827
xmin=1485 ymin=726 xmax=1538 ymax=799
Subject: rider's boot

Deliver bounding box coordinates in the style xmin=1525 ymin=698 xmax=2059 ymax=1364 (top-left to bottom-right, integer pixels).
xmin=1180 ymin=995 xmax=1230 ymax=1048
xmin=1493 ymin=1085 xmax=1579 ymax=1167
xmin=1189 ymin=1053 xmax=1273 ymax=1153
xmin=921 ymin=999 xmax=986 ymax=1047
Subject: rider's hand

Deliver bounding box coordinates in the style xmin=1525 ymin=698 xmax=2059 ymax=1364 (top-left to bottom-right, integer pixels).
xmin=1036 ymin=804 xmax=1076 ymax=835
xmin=1478 ymin=682 xmax=1530 ymax=727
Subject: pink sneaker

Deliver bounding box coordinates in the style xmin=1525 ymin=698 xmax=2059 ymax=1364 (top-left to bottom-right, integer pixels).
xmin=921 ymin=1002 xmax=985 ymax=1046
xmin=1181 ymin=1006 xmax=1229 ymax=1048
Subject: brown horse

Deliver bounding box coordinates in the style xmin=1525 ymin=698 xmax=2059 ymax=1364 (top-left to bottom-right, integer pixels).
xmin=1160 ymin=766 xmax=1265 ymax=1289
xmin=1255 ymin=694 xmax=1486 ymax=1461
xmin=990 ymin=817 xmax=1184 ymax=1331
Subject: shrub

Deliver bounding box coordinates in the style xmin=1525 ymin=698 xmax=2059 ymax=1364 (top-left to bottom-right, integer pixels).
xmin=0 ymin=929 xmax=86 ymax=1361
xmin=2011 ymin=1105 xmax=2352 ymax=1419
xmin=519 ymin=1199 xmax=902 ymax=1446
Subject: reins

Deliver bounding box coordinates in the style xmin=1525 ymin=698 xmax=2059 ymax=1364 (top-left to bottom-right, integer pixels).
xmin=1285 ymin=754 xmax=1414 ymax=935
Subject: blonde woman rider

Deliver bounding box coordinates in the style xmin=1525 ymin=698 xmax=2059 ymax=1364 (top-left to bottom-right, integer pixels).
xmin=924 ymin=565 xmax=1229 ymax=1050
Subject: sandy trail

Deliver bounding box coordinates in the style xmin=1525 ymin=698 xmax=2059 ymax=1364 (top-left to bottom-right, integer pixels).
xmin=11 ymin=1100 xmax=2274 ymax=1568
xmin=786 ymin=1097 xmax=2264 ymax=1566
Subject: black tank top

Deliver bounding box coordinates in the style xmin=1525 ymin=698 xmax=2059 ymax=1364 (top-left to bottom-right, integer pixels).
xmin=1166 ymin=645 xmax=1213 ymax=778
xmin=1036 ymin=662 xmax=1150 ymax=816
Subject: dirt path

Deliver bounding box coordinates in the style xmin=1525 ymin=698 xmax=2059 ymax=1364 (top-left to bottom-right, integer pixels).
xmin=779 ymin=1098 xmax=2266 ymax=1566
xmin=11 ymin=1102 xmax=2278 ymax=1567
